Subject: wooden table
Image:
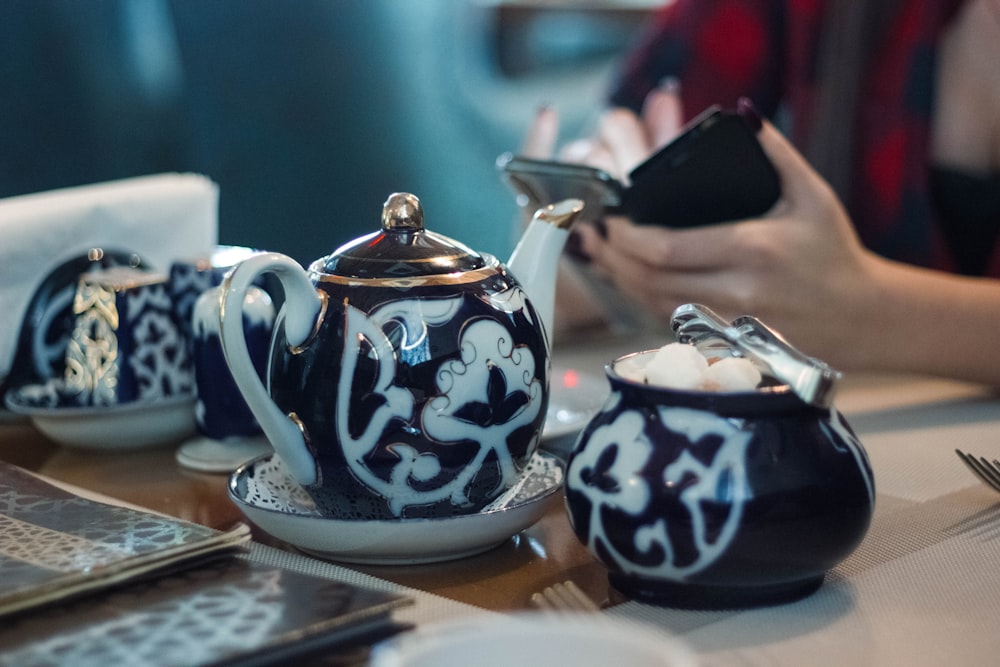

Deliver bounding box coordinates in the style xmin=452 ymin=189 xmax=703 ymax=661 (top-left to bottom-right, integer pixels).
xmin=0 ymin=420 xmax=619 ymax=611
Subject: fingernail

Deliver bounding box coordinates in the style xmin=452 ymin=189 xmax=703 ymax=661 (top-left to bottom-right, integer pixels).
xmin=658 ymin=76 xmax=681 ymax=95
xmin=736 ymin=96 xmax=762 ymax=132
xmin=594 ymin=219 xmax=608 ymax=239
xmin=565 ymin=229 xmax=591 ymax=264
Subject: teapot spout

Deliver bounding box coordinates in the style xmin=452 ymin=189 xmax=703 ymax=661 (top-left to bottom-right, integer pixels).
xmin=507 ymin=198 xmax=584 ymax=350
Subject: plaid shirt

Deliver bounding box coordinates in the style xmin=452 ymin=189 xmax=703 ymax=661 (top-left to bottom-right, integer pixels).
xmin=608 ymin=0 xmax=999 ymax=275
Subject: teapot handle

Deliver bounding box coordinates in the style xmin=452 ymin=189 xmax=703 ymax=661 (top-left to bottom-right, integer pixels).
xmin=219 ymin=252 xmax=323 ymax=485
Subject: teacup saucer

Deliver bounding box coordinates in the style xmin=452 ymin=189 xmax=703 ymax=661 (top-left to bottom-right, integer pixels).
xmin=228 ymin=451 xmax=564 ymax=565
xmin=4 ymin=380 xmax=196 ymax=450
xmin=175 ymin=434 xmax=272 ymax=474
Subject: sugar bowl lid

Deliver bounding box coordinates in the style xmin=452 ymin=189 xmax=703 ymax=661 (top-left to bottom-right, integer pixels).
xmin=317 ymin=192 xmax=492 ymax=280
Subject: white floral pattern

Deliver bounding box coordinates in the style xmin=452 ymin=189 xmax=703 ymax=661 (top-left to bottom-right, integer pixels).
xmin=335 ymin=290 xmax=543 ymax=517
xmin=569 ymin=398 xmax=752 ymax=579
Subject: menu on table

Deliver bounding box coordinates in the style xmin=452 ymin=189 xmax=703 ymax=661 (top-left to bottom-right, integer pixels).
xmin=0 ymin=462 xmax=412 ymax=666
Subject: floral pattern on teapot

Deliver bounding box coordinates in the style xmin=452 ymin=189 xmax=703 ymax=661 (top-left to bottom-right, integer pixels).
xmin=335 ymin=295 xmax=542 ymax=517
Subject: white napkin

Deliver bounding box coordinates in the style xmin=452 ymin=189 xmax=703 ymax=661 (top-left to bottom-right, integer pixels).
xmin=0 ymin=173 xmax=218 ymax=383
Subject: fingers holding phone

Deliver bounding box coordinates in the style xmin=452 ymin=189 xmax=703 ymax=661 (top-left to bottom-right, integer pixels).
xmin=640 ymin=79 xmax=686 ymax=149
xmin=521 ymin=105 xmax=560 ymax=159
xmin=557 ymin=138 xmax=621 ymax=181
xmin=591 ymin=107 xmax=653 ymax=182
xmin=753 ymin=120 xmax=846 ymax=224
xmin=550 ymin=83 xmax=685 ymax=185
xmin=504 ymin=101 xmax=781 ymax=230
xmin=621 ymin=105 xmax=781 ymax=226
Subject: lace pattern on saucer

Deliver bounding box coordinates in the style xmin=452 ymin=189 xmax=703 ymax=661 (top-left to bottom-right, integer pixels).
xmin=244 ymin=453 xmax=563 ymax=518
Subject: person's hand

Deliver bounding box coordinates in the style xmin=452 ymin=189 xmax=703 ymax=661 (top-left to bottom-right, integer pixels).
xmin=521 ymin=104 xmax=560 ymax=159
xmin=575 ymin=119 xmax=879 ymax=365
xmin=515 ymin=88 xmax=686 ymax=337
xmin=521 ymin=82 xmax=684 ymax=180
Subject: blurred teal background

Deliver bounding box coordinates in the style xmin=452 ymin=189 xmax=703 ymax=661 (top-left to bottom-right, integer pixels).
xmin=0 ymin=1 xmax=654 ymax=265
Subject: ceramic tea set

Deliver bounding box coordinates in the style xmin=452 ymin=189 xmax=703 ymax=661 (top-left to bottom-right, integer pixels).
xmin=218 ymin=193 xmax=872 ymax=598
xmin=2 ymin=179 xmax=874 ymax=596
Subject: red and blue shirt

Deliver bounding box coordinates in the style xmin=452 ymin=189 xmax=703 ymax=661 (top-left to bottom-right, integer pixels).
xmin=609 ymin=0 xmax=1000 ymax=276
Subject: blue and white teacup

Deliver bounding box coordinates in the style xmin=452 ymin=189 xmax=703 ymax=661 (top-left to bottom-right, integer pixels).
xmin=191 ymin=284 xmax=273 ymax=440
xmin=168 ymin=245 xmax=263 ymax=351
xmin=64 ymin=267 xmax=193 ymax=406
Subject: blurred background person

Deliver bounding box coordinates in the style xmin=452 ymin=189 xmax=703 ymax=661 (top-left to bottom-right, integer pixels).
xmin=524 ymin=0 xmax=1000 ymax=384
xmin=606 ymin=0 xmax=1000 ymax=277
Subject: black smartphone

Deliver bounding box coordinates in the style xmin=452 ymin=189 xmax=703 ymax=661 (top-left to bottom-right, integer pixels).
xmin=622 ymin=105 xmax=781 ymax=226
xmin=498 ymin=104 xmax=781 ymax=228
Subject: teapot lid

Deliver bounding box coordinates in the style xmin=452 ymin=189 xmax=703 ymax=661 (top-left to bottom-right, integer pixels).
xmin=318 ymin=193 xmax=491 ymax=279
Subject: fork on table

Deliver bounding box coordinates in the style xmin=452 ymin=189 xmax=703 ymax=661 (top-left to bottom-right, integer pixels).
xmin=530 ymin=581 xmax=601 ymax=612
xmin=955 ymin=449 xmax=1000 ymax=493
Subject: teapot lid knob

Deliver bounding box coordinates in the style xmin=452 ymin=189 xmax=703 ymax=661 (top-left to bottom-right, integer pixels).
xmin=381 ymin=192 xmax=424 ymax=232
xmin=318 ymin=191 xmax=489 ymax=279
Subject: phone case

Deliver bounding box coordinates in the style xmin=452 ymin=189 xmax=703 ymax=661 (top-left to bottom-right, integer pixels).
xmin=622 ymin=106 xmax=781 ymax=227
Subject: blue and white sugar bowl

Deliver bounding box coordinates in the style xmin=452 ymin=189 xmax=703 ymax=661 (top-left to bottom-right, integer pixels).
xmin=565 ymin=304 xmax=875 ymax=609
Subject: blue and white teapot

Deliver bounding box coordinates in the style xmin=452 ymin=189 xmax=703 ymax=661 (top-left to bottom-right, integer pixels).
xmin=219 ymin=193 xmax=582 ymax=520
